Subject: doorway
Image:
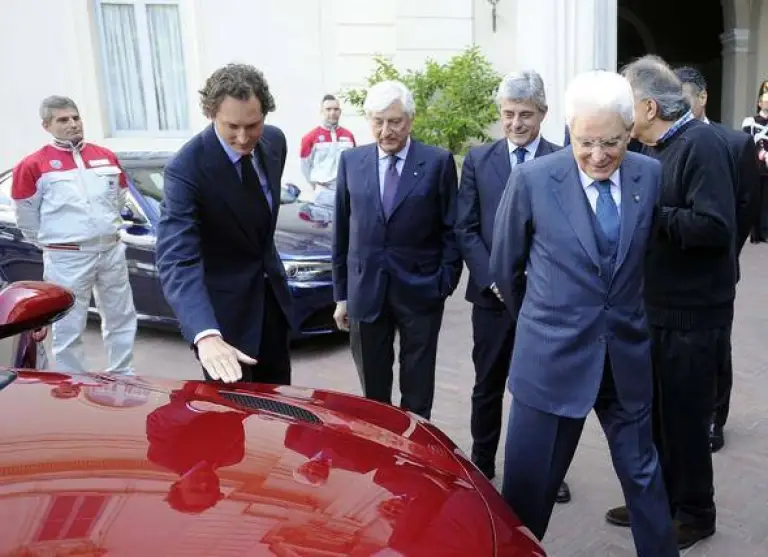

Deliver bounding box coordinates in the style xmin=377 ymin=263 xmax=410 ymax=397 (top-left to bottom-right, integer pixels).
xmin=617 ymin=0 xmax=724 ymax=122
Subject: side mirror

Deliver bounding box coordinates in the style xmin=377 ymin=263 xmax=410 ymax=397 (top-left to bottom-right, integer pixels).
xmin=0 ymin=281 xmax=74 ymax=340
xmin=121 ymin=206 xmax=136 ymax=221
xmin=280 ymin=183 xmax=301 ymax=205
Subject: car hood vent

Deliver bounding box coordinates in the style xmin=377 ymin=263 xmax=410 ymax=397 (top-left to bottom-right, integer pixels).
xmin=219 ymin=391 xmax=321 ymax=424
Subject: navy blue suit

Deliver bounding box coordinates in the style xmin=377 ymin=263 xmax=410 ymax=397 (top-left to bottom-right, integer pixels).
xmin=455 ymin=137 xmax=559 ymax=475
xmin=489 ymin=148 xmax=677 ymax=556
xmin=156 ymin=124 xmax=293 ymax=383
xmin=332 ymin=139 xmax=462 ymax=418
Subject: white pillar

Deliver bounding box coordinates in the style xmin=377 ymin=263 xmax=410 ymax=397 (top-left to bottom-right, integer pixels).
xmin=512 ymin=0 xmax=617 ymax=143
xmin=720 ymin=28 xmax=751 ymax=128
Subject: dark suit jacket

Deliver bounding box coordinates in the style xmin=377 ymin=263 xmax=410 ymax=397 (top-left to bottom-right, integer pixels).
xmin=710 ymin=121 xmax=760 ymax=261
xmin=455 ymin=137 xmax=560 ymax=308
xmin=490 ymin=148 xmax=661 ymax=418
xmin=155 ymin=124 xmax=293 ymax=357
xmin=332 ymin=140 xmax=462 ymax=322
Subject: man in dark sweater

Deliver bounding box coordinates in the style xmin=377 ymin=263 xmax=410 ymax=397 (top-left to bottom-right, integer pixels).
xmin=675 ymin=65 xmax=760 ymax=452
xmin=604 ymin=55 xmax=736 ymax=550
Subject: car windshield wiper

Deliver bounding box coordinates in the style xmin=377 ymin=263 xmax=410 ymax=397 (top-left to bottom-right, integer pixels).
xmin=0 ymin=369 xmax=17 ymax=391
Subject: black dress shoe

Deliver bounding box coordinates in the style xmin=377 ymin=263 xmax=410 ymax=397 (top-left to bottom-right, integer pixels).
xmin=555 ymin=481 xmax=571 ymax=503
xmin=710 ymin=423 xmax=725 ymax=453
xmin=676 ymin=521 xmax=715 ymax=549
xmin=605 ymin=505 xmax=631 ymax=527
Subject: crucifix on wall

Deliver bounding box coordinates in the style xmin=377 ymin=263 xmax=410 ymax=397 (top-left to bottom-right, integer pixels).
xmin=488 ymin=0 xmax=500 ymax=32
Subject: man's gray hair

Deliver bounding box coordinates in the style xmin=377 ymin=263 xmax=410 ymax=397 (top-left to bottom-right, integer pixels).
xmin=495 ymin=70 xmax=548 ymax=112
xmin=40 ymin=96 xmax=79 ymax=124
xmin=363 ymin=80 xmax=416 ymax=118
xmin=564 ymin=70 xmax=635 ymax=128
xmin=621 ymin=55 xmax=689 ymax=122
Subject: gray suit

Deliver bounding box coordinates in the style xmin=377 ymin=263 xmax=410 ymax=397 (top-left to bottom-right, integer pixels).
xmin=489 ymin=147 xmax=678 ymax=556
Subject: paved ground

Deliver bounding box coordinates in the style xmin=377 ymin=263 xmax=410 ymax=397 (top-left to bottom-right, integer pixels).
xmin=81 ymin=244 xmax=768 ymax=556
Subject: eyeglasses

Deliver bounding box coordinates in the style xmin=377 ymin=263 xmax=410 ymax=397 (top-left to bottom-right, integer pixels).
xmin=571 ymin=134 xmax=628 ymax=149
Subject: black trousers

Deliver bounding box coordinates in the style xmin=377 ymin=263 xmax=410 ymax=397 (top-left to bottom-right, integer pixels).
xmin=469 ymin=304 xmax=515 ymax=472
xmin=201 ymin=283 xmax=291 ymax=386
xmin=349 ymin=302 xmax=444 ymax=420
xmin=751 ymin=175 xmax=768 ymax=241
xmin=713 ymin=322 xmax=733 ymax=428
xmin=651 ymin=325 xmax=727 ymax=530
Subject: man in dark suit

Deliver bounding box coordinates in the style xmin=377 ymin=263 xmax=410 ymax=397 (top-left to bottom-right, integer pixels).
xmin=156 ymin=64 xmax=293 ymax=385
xmin=332 ymin=80 xmax=462 ymax=420
xmin=490 ymin=70 xmax=677 ymax=556
xmin=455 ymin=70 xmax=570 ymax=503
xmin=676 ymin=65 xmax=760 ymax=452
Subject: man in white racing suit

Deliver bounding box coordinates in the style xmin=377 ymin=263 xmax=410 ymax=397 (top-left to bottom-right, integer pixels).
xmin=11 ymin=96 xmax=137 ymax=373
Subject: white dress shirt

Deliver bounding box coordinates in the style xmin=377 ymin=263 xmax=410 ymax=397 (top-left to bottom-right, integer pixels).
xmin=508 ymin=135 xmax=542 ymax=167
xmin=578 ymin=167 xmax=622 ymax=216
xmin=377 ymin=138 xmax=411 ymax=196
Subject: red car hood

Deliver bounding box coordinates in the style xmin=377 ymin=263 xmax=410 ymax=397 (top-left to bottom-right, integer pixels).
xmin=0 ymin=370 xmax=544 ymax=556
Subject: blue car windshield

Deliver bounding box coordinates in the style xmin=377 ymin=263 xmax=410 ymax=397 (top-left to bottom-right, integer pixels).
xmin=126 ymin=167 xmax=164 ymax=215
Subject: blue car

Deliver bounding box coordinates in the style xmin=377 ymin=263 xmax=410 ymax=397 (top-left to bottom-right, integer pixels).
xmin=0 ymin=152 xmax=339 ymax=339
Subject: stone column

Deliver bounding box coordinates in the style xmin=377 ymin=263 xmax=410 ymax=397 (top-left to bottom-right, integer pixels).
xmin=510 ymin=0 xmax=618 ymax=142
xmin=720 ymin=28 xmax=751 ymax=128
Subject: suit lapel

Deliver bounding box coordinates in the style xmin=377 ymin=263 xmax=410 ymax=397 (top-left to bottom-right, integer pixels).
xmin=361 ymin=145 xmax=385 ymax=221
xmin=534 ymin=138 xmax=553 ymax=158
xmin=388 ymin=140 xmax=426 ymax=219
xmin=613 ymin=156 xmax=643 ymax=275
xmin=201 ymin=125 xmax=265 ymax=248
xmin=491 ymin=139 xmax=511 ymax=184
xmin=255 ymin=136 xmax=280 ymax=228
xmin=550 ymin=157 xmax=601 ymax=268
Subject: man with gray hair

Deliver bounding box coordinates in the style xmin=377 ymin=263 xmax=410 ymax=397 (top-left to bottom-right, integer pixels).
xmin=11 ymin=96 xmax=137 ymax=374
xmin=490 ymin=70 xmax=677 ymax=556
xmin=455 ymin=70 xmax=570 ymax=502
xmin=332 ymin=80 xmax=462 ymax=419
xmin=603 ymin=54 xmax=736 ymax=550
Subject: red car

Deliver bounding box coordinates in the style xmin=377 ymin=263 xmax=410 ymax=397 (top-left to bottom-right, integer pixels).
xmin=0 ymin=281 xmax=546 ymax=556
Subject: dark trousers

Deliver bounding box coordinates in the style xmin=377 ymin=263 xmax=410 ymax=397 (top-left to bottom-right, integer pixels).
xmin=713 ymin=322 xmax=733 ymax=428
xmin=651 ymin=325 xmax=727 ymax=530
xmin=751 ymin=175 xmax=768 ymax=241
xmin=201 ymin=283 xmax=291 ymax=385
xmin=501 ymin=357 xmax=677 ymax=557
xmin=469 ymin=305 xmax=515 ymax=472
xmin=349 ymin=302 xmax=444 ymax=420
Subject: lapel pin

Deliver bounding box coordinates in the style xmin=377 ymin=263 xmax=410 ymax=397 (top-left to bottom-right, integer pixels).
xmin=413 ymin=171 xmax=418 ymax=176
xmin=633 ymin=194 xmax=640 ymax=203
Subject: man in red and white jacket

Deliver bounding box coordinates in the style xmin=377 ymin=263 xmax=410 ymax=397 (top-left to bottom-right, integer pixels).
xmin=11 ymin=96 xmax=137 ymax=374
xmin=298 ymin=95 xmax=356 ymax=224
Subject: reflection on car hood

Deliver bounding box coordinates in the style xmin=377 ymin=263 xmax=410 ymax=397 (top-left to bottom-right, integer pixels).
xmin=275 ymin=203 xmax=332 ymax=260
xmin=0 ymin=371 xmax=544 ymax=556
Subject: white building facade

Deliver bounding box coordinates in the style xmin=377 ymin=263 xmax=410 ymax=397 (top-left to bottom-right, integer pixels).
xmin=0 ymin=0 xmax=765 ymax=192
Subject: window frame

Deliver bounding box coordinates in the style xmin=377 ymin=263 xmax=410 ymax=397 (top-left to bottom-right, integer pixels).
xmin=95 ymin=0 xmax=191 ymax=138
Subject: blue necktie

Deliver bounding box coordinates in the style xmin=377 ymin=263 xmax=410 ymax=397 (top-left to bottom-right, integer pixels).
xmin=594 ymin=180 xmax=619 ymax=243
xmin=381 ymin=155 xmax=400 ymax=216
xmin=513 ymin=147 xmax=527 ymax=165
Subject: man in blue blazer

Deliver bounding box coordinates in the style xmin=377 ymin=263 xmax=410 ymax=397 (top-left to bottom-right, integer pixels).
xmin=156 ymin=64 xmax=293 ymax=385
xmin=332 ymin=80 xmax=462 ymax=420
xmin=455 ymin=70 xmax=570 ymax=503
xmin=490 ymin=70 xmax=678 ymax=557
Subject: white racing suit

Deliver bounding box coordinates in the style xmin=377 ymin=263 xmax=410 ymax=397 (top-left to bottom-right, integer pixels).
xmin=11 ymin=141 xmax=137 ymax=373
xmin=298 ymin=124 xmax=356 ymax=226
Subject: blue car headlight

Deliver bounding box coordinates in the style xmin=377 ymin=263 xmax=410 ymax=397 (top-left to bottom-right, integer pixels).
xmin=283 ymin=260 xmax=332 ymax=282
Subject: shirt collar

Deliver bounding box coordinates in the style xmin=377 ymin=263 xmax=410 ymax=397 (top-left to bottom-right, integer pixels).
xmin=577 ymin=167 xmax=621 ymax=192
xmin=657 ymin=110 xmax=694 ymax=144
xmin=214 ymin=124 xmax=251 ymax=164
xmin=507 ymin=135 xmax=541 ymax=157
xmin=378 ymin=137 xmax=411 ymax=161
xmin=702 ymin=116 xmax=711 ymax=124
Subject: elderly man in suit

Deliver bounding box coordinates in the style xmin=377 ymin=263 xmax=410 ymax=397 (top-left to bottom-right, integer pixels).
xmin=455 ymin=70 xmax=570 ymax=503
xmin=332 ymin=80 xmax=462 ymax=420
xmin=675 ymin=65 xmax=759 ymax=452
xmin=490 ymin=70 xmax=678 ymax=557
xmin=156 ymin=64 xmax=293 ymax=385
